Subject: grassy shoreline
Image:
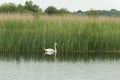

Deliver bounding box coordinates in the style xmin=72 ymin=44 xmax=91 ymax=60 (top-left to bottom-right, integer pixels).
xmin=0 ymin=14 xmax=120 ymax=52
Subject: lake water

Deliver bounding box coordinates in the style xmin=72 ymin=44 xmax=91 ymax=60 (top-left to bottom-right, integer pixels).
xmin=0 ymin=52 xmax=120 ymax=80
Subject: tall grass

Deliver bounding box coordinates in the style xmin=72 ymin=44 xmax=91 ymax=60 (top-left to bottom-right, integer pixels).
xmin=0 ymin=14 xmax=120 ymax=52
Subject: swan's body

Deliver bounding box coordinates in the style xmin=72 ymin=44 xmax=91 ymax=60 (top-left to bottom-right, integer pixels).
xmin=44 ymin=48 xmax=55 ymax=52
xmin=44 ymin=43 xmax=57 ymax=56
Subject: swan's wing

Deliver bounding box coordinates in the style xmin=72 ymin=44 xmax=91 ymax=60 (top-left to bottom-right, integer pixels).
xmin=44 ymin=48 xmax=54 ymax=52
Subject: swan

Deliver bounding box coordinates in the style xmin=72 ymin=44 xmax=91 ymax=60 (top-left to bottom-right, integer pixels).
xmin=44 ymin=43 xmax=57 ymax=56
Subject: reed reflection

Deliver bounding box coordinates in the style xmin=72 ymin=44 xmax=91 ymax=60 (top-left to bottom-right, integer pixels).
xmin=0 ymin=52 xmax=120 ymax=62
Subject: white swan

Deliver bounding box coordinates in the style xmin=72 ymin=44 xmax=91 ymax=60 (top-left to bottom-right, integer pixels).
xmin=44 ymin=43 xmax=57 ymax=56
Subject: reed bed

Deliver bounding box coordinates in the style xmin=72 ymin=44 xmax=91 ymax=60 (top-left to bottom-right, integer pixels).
xmin=0 ymin=14 xmax=120 ymax=52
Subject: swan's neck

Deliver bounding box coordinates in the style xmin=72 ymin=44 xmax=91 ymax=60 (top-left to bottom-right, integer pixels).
xmin=54 ymin=44 xmax=57 ymax=56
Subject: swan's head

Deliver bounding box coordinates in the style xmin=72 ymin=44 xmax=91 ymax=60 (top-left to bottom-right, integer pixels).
xmin=54 ymin=43 xmax=57 ymax=46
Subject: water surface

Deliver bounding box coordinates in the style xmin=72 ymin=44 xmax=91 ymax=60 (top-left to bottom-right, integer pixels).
xmin=0 ymin=52 xmax=120 ymax=80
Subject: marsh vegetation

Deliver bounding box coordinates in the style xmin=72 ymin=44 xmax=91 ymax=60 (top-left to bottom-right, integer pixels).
xmin=0 ymin=14 xmax=120 ymax=53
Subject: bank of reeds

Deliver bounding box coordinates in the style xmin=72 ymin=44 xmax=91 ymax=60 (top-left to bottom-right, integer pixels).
xmin=0 ymin=14 xmax=120 ymax=52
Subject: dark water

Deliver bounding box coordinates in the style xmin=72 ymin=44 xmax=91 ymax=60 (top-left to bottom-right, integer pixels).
xmin=0 ymin=52 xmax=120 ymax=80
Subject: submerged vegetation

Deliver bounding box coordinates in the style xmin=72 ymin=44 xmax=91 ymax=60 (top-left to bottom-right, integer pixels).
xmin=0 ymin=14 xmax=120 ymax=52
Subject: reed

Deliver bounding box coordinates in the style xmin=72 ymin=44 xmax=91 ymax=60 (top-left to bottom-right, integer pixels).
xmin=0 ymin=14 xmax=120 ymax=52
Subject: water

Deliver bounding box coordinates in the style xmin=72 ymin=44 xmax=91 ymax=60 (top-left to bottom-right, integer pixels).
xmin=0 ymin=52 xmax=120 ymax=80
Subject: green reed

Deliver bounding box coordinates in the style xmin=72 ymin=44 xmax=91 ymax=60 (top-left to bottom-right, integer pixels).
xmin=0 ymin=15 xmax=120 ymax=52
